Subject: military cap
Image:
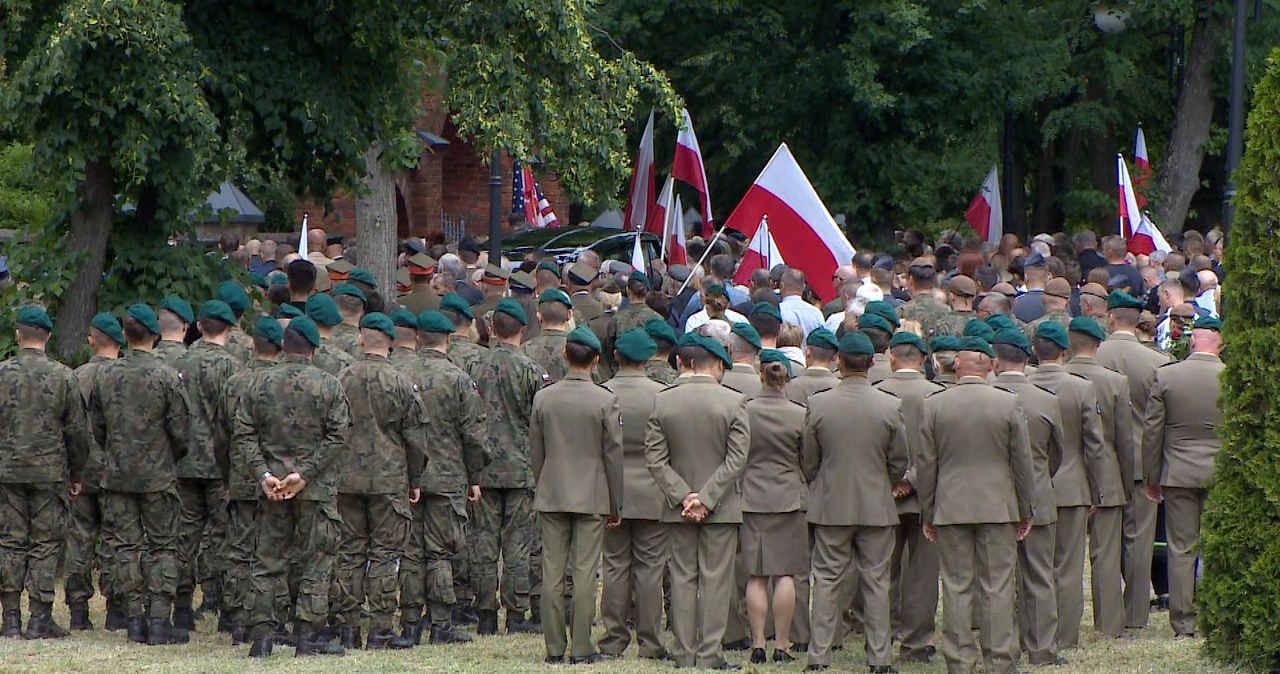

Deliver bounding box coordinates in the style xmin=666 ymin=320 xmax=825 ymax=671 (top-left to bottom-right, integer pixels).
xmin=750 ymin=302 xmax=782 ymax=322
xmin=287 ymin=316 xmax=321 ymax=348
xmin=416 ymin=310 xmax=456 ymax=334
xmin=615 ymin=328 xmax=657 ymax=362
xmin=276 ymin=303 xmax=304 ymax=320
xmin=567 ymin=325 xmax=602 ymax=353
xmin=314 ymin=272 xmax=332 ymax=293
xmin=730 ymin=322 xmax=762 ymax=350
xmin=407 ymin=253 xmax=438 ymax=276
xmin=872 ymin=255 xmax=894 ymax=271
xmin=985 ymin=314 xmax=1019 ymax=333
xmin=864 ymin=300 xmax=901 ymax=328
xmin=909 ymin=257 xmax=934 ymax=269
xmin=326 ymin=258 xmax=354 ymax=280
xmin=992 ymin=327 xmax=1032 ymax=355
xmin=215 ymin=281 xmax=251 ymax=315
xmin=857 ymin=313 xmax=893 ymax=335
xmin=199 ymin=300 xmax=237 ymax=326
xmin=327 ymin=235 xmax=345 ymax=246
xmin=929 ymin=335 xmax=963 ymax=353
xmin=15 ymin=305 xmax=53 ymax=332
xmin=332 ymin=282 xmax=367 ymax=306
xmin=538 ymin=288 xmax=572 ymax=307
xmin=760 ymin=348 xmax=793 ymax=377
xmin=1107 ymin=290 xmax=1144 ymax=311
xmin=567 ymin=262 xmax=598 ymax=285
xmin=389 ymin=307 xmax=418 ymax=328
xmin=509 ymin=270 xmax=536 ymax=293
xmin=630 ymin=270 xmax=651 ymax=290
xmin=394 ymin=267 xmax=412 ymax=292
xmin=1034 ymin=320 xmax=1069 ymax=349
xmin=359 ymin=312 xmax=397 ymax=340
xmin=1068 ymin=316 xmax=1107 ymax=342
xmin=440 ymin=293 xmax=474 ymax=320
xmin=348 ymin=267 xmax=377 ymax=287
xmin=536 ymin=260 xmax=561 ymax=277
xmin=1045 ymin=277 xmax=1073 ymax=299
xmin=948 ymin=275 xmax=977 ymax=297
xmin=90 ymin=312 xmax=125 ymax=345
xmin=838 ymin=331 xmax=874 ymax=356
xmin=495 ymin=297 xmax=528 ymax=325
xmin=667 ymin=264 xmax=692 ymax=283
xmin=1193 ymin=315 xmax=1223 ymax=332
xmin=126 ymin=304 xmax=161 ymax=335
xmin=678 ymin=332 xmax=733 ymax=369
xmin=889 ymin=330 xmax=928 ymax=354
xmin=963 ymin=318 xmax=995 ymax=342
xmin=959 ymin=336 xmax=995 ymax=358
xmin=458 ymin=235 xmax=481 ymax=254
xmin=159 ymin=295 xmax=195 ymax=324
xmin=305 ymin=293 xmax=343 ymax=327
xmin=806 ymin=326 xmax=840 ymax=351
xmin=704 ymin=282 xmax=727 ymax=297
xmin=250 ymin=272 xmax=269 ymax=289
xmin=1079 ymin=282 xmax=1108 ymax=300
xmin=254 ymin=316 xmax=284 ymax=347
xmin=991 ymin=282 xmax=1018 ymax=298
xmin=644 ymin=317 xmax=678 ymax=346
xmin=483 ymin=263 xmax=510 ymax=281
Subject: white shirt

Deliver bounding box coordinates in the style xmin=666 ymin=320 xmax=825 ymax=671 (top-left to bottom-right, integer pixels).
xmin=780 ymin=294 xmax=825 ymax=338
xmin=685 ymin=308 xmax=748 ymax=333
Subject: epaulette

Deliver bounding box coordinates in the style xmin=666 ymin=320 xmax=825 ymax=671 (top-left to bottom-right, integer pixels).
xmin=992 ymin=384 xmax=1016 ymax=395
xmin=1033 ymin=383 xmax=1056 ymax=396
xmin=1158 ymin=360 xmax=1178 ymax=368
xmin=1067 ymin=371 xmax=1092 ymax=382
xmin=925 ymin=388 xmax=948 ymax=398
xmin=877 ymin=388 xmax=900 ymax=399
xmin=928 ymin=380 xmax=947 ymax=390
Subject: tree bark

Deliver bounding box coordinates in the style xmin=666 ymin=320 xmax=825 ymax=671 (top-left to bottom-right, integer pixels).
xmin=1156 ymin=6 xmax=1230 ymax=234
xmin=354 ymin=142 xmax=399 ymax=305
xmin=54 ymin=159 xmax=114 ymax=359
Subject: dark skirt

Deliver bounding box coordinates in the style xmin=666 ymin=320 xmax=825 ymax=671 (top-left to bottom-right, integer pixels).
xmin=740 ymin=511 xmax=809 ymax=577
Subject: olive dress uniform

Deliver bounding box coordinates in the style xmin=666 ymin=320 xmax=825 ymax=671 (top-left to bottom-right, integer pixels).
xmin=740 ymin=387 xmax=808 ymax=577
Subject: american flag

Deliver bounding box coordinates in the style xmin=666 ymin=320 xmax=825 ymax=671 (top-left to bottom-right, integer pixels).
xmin=512 ymin=159 xmax=559 ymax=228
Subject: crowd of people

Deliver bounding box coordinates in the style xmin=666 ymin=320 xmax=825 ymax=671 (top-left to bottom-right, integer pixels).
xmin=0 ymin=221 xmax=1226 ymax=674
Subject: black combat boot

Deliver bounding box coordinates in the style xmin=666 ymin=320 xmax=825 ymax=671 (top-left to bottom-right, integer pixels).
xmin=452 ymin=602 xmax=478 ymax=625
xmin=272 ymin=621 xmax=295 ymax=647
xmin=339 ymin=625 xmax=362 ymax=650
xmin=294 ymin=621 xmax=345 ymax=657
xmin=506 ymin=613 xmax=540 ymax=634
xmin=104 ymin=602 xmax=127 ymax=631
xmin=430 ymin=623 xmax=473 ymax=644
xmin=147 ymin=617 xmax=190 ymax=645
xmin=389 ymin=622 xmax=421 ymax=649
xmin=196 ymin=586 xmax=220 ymax=617
xmin=68 ymin=602 xmax=92 ymax=631
xmin=0 ymin=610 xmax=20 ymax=638
xmin=366 ymin=628 xmax=399 ymax=650
xmin=476 ymin=610 xmax=498 ymax=636
xmin=248 ymin=635 xmax=273 ymax=658
xmin=22 ymin=609 xmax=69 ymax=640
xmin=231 ymin=623 xmax=249 ymax=646
xmin=126 ymin=617 xmax=148 ymax=644
xmin=172 ymin=605 xmax=197 ymax=632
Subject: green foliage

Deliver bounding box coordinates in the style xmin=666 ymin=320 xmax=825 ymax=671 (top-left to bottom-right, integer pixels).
xmin=1201 ymin=47 xmax=1280 ymax=672
xmin=0 ymin=142 xmax=49 ymax=229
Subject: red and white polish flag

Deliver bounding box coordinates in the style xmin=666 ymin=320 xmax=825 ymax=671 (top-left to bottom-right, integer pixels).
xmin=1134 ymin=125 xmax=1150 ymax=208
xmin=650 ymin=176 xmax=687 ymax=264
xmin=732 ymin=215 xmax=785 ymax=286
xmin=672 ymin=108 xmax=714 ymax=238
xmin=625 ymin=110 xmax=657 ymax=233
xmin=963 ymin=165 xmax=1003 ymax=246
xmin=1118 ymin=153 xmax=1171 ymax=256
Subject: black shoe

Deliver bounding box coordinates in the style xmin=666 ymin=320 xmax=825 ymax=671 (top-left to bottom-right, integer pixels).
xmin=104 ymin=607 xmax=127 ymax=632
xmin=126 ymin=617 xmax=148 ymax=644
xmin=272 ymin=623 xmax=295 ymax=647
xmin=231 ymin=625 xmax=249 ymax=646
xmin=774 ymin=649 xmax=796 ymax=663
xmin=295 ymin=623 xmax=345 ymax=656
xmin=506 ymin=614 xmax=540 ymax=634
xmin=708 ymin=664 xmax=741 ymax=671
xmin=452 ymin=603 xmax=478 ymax=625
xmin=722 ymin=637 xmax=752 ymax=651
xmin=641 ymin=650 xmax=674 ymax=661
xmin=545 ymin=655 xmax=566 ymax=664
xmin=147 ymin=618 xmax=190 ymax=645
xmin=477 ymin=610 xmax=498 ymax=636
xmin=0 ymin=610 xmax=20 ymax=638
xmin=367 ymin=628 xmax=399 ymax=650
xmin=570 ymin=653 xmax=603 ymax=665
xmin=390 ymin=622 xmax=421 ymax=649
xmin=216 ymin=612 xmax=234 ymax=634
xmin=68 ymin=603 xmax=92 ymax=631
xmin=791 ymin=641 xmax=808 ymax=654
xmin=806 ymin=666 xmax=830 ymax=672
xmin=23 ymin=612 xmax=69 ymax=639
xmin=429 ymin=623 xmax=472 ymax=644
xmin=173 ymin=606 xmax=196 ymax=632
xmin=197 ymin=590 xmax=220 ymax=617
xmin=248 ymin=635 xmax=273 ymax=658
xmin=1152 ymin=595 xmax=1169 ymax=611
xmin=750 ymin=648 xmax=767 ymax=664
xmin=899 ymin=646 xmax=934 ymax=663
xmin=869 ymin=666 xmax=899 ymax=674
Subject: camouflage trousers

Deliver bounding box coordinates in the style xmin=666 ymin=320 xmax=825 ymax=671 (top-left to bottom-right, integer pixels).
xmin=101 ymin=488 xmax=181 ymax=620
xmin=0 ymin=483 xmax=66 ymax=609
xmin=64 ymin=487 xmax=113 ymax=607
xmin=471 ymin=488 xmax=532 ymax=615
xmin=250 ymin=499 xmax=340 ymax=637
xmin=176 ymin=478 xmax=227 ymax=607
xmin=221 ymin=499 xmax=258 ymax=627
xmin=400 ymin=494 xmax=467 ymax=626
xmin=333 ymin=493 xmax=411 ymax=631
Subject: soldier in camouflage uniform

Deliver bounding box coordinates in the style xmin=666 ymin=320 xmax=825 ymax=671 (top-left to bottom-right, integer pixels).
xmin=215 ymin=281 xmax=255 ymax=364
xmin=219 ymin=317 xmax=283 ymax=645
xmin=522 ymin=290 xmax=573 ymax=383
xmin=471 ymin=299 xmax=548 ymax=635
xmin=332 ymin=313 xmax=429 ymax=650
xmin=233 ymin=316 xmax=349 ymax=658
xmin=932 ymin=275 xmax=979 ymax=338
xmin=329 ymin=283 xmax=366 ymax=358
xmin=171 ymin=301 xmax=243 ymax=632
xmin=305 ymin=293 xmax=356 ymax=376
xmin=1024 ymin=278 xmax=1074 ymax=345
xmin=897 ymin=259 xmax=952 ymax=338
xmin=602 ymin=272 xmax=661 ymax=378
xmin=155 ymin=296 xmax=194 ymax=367
xmin=0 ymin=307 xmax=90 ymax=639
xmin=395 ymin=310 xmax=491 ymax=647
xmin=65 ymin=313 xmax=124 ymax=632
xmin=388 ymin=308 xmax=420 ymax=367
xmin=643 ymin=318 xmax=680 ymax=386
xmin=90 ymin=304 xmax=192 ymax=645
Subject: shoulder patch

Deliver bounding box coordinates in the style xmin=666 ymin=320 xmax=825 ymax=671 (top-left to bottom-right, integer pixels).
xmin=540 ymin=373 xmax=552 ymax=383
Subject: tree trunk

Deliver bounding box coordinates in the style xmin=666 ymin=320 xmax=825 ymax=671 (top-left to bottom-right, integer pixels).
xmin=354 ymin=142 xmax=399 ymax=305
xmin=1156 ymin=7 xmax=1229 ymax=234
xmin=54 ymin=159 xmax=114 ymax=359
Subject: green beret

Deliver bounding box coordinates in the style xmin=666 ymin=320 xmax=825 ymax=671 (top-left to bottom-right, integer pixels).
xmin=416 ymin=310 xmax=456 ymax=334
xmin=750 ymin=302 xmax=782 ymax=322
xmin=254 ymin=316 xmax=284 ymax=347
xmin=276 ymin=303 xmax=304 ymax=320
xmin=440 ymin=293 xmax=474 ymax=320
xmin=643 ymin=317 xmax=678 ymax=346
xmin=1193 ymin=315 xmax=1222 ymax=332
xmin=991 ymin=328 xmax=1032 ymax=355
xmin=268 ymin=270 xmax=287 ymax=286
xmin=348 ymin=267 xmax=377 ymax=287
xmin=888 ymin=330 xmax=928 ymax=354
xmin=305 ymin=293 xmax=343 ymax=327
xmin=1069 ymin=316 xmax=1107 ymax=342
xmin=1034 ymin=320 xmax=1069 ymax=350
xmin=495 ymin=297 xmax=528 ymax=325
xmin=215 ymin=281 xmax=250 ymax=315
xmin=1107 ymin=289 xmax=1144 ymax=311
xmin=538 ymin=289 xmax=573 ymax=307
xmin=90 ymin=312 xmax=125 ymax=345
xmin=963 ymin=318 xmax=995 ymax=342
xmin=159 ymin=296 xmax=195 ymax=324
xmin=287 ymin=316 xmax=321 ymax=348
xmin=630 ymin=271 xmax=651 ymax=290
xmin=536 ymin=260 xmax=561 ymax=277
xmin=929 ymin=335 xmax=963 ymax=353
xmin=359 ymin=312 xmax=397 ymax=340
xmin=985 ymin=314 xmax=1019 ymax=334
xmin=857 ymin=313 xmax=892 ymax=335
xmin=389 ymin=308 xmax=418 ymax=328
xmin=838 ymin=331 xmax=874 ymax=356
xmin=730 ymin=322 xmax=761 ymax=350
xmin=704 ymin=282 xmax=726 ymax=297
xmin=759 ymin=348 xmax=793 ymax=377
xmin=250 ymin=272 xmax=269 ymax=289
xmin=15 ymin=305 xmax=53 ymax=332
xmin=126 ymin=304 xmax=161 ymax=335
xmin=615 ymin=328 xmax=657 ymax=362
xmin=806 ymin=327 xmax=840 ymax=351
xmin=678 ymin=332 xmax=733 ymax=369
xmin=332 ymin=282 xmax=367 ymax=305
xmin=199 ymin=300 xmax=237 ymax=326
xmin=863 ymin=301 xmax=901 ymax=328
xmin=567 ymin=325 xmax=602 ymax=353
xmin=959 ymin=336 xmax=995 ymax=358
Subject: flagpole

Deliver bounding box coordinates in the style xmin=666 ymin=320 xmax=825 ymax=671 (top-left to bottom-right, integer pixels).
xmin=676 ymin=224 xmax=728 ymax=296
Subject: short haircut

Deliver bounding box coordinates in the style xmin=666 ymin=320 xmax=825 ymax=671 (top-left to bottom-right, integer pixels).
xmin=645 ymin=292 xmax=670 ymax=319
xmin=889 ymin=343 xmax=924 ymax=364
xmin=537 ymin=302 xmax=569 ymax=324
xmin=806 ymin=344 xmax=836 ymax=363
xmin=749 ymin=312 xmax=781 ymax=340
xmin=709 ymin=254 xmax=735 ymax=280
xmin=864 ymin=327 xmax=890 ymax=354
xmin=418 ymin=332 xmax=448 ymax=349
xmin=219 ymin=232 xmax=240 ymax=255
xmin=728 ymin=333 xmax=759 ymax=359
xmin=122 ymin=316 xmax=152 ymax=345
xmin=627 ymin=277 xmax=649 ymax=298
xmin=1068 ymin=331 xmax=1097 ymax=354
xmin=1032 ymin=336 xmax=1064 ymax=362
xmin=287 ymin=259 xmax=317 ymax=294
xmin=1074 ymin=230 xmax=1098 ymax=250
xmin=908 ymin=265 xmax=936 ymax=288
xmin=492 ymin=311 xmax=524 ymax=339
xmin=283 ymin=328 xmax=315 ymax=355
xmin=198 ymin=318 xmax=230 ymax=338
xmin=158 ymin=310 xmax=185 ymax=333
xmin=16 ymin=324 xmax=49 ymax=342
xmin=253 ymin=334 xmax=282 ymax=357
xmin=615 ymin=349 xmax=645 ymax=368
xmin=838 ymin=352 xmax=873 ymax=372
xmin=676 ymin=344 xmax=718 ymax=370
xmin=441 ymin=307 xmax=471 ymax=328
xmin=994 ymin=343 xmax=1027 ymax=365
xmin=335 ymin=294 xmax=364 ymax=318
xmin=565 ymin=342 xmax=597 ymax=367
xmin=267 ymin=283 xmax=290 ymax=308
xmin=1110 ymin=306 xmax=1140 ymax=326
xmin=1101 ymin=235 xmax=1127 ymax=259
xmin=361 ymin=328 xmax=393 ymax=349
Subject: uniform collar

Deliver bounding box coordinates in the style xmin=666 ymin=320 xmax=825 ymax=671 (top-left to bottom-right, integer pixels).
xmin=994 ymin=371 xmax=1027 ymax=382
xmin=838 ymin=374 xmax=871 ymax=387
xmin=613 ymin=369 xmax=647 ymax=378
xmin=360 ymin=352 xmax=390 ymax=362
xmin=1106 ymin=330 xmax=1138 ymax=341
xmin=889 ymin=369 xmax=923 ymax=379
xmin=540 ymin=328 xmax=567 ymax=337
xmin=1067 ymin=355 xmax=1098 ymax=366
xmin=564 ymin=371 xmax=593 ymax=382
xmin=755 ymin=388 xmax=788 ymax=399
xmin=1187 ymin=352 xmax=1223 ymax=363
xmin=422 ymin=349 xmax=450 ymax=361
xmin=956 ymin=375 xmax=989 ymax=385
xmin=1037 ymin=362 xmax=1065 ymax=372
xmin=281 ymin=354 xmax=311 ymax=365
xmin=732 ymin=361 xmax=757 ymax=373
xmin=679 ymin=373 xmax=719 ymax=384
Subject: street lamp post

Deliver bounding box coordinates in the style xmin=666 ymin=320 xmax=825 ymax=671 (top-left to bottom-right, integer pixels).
xmin=488 ymin=148 xmax=503 ymax=261
xmin=1224 ymin=0 xmax=1249 ymax=238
